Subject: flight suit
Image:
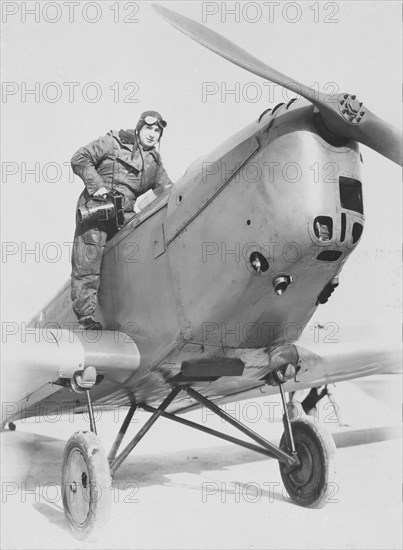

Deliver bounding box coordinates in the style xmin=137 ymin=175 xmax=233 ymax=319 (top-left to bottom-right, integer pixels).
xmin=70 ymin=129 xmax=172 ymax=322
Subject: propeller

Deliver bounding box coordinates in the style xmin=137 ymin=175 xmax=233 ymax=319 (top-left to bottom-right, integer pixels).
xmin=152 ymin=4 xmax=402 ymax=166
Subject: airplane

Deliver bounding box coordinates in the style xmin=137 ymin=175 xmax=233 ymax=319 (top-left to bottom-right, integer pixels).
xmin=1 ymin=3 xmax=401 ymax=541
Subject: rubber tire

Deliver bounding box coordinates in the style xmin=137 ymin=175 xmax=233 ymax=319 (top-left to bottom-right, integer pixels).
xmin=279 ymin=417 xmax=336 ymax=508
xmin=62 ymin=430 xmax=112 ymax=540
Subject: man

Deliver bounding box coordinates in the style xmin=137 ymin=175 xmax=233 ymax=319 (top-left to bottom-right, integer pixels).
xmin=70 ymin=111 xmax=172 ymax=330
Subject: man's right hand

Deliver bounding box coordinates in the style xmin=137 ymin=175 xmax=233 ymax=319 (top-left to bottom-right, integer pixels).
xmin=93 ymin=186 xmax=109 ymax=197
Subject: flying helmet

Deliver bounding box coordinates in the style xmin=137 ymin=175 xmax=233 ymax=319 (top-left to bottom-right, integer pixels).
xmin=136 ymin=111 xmax=167 ymax=136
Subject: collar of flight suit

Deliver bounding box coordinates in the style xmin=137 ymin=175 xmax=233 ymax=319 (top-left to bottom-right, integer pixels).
xmin=109 ymin=129 xmax=162 ymax=166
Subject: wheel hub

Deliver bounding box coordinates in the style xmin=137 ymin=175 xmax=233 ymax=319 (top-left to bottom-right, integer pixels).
xmin=65 ymin=449 xmax=91 ymax=526
xmin=288 ymin=441 xmax=314 ymax=487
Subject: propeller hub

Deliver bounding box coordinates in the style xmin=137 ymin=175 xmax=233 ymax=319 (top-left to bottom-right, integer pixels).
xmin=339 ymin=93 xmax=364 ymax=124
xmin=347 ymin=96 xmax=360 ymax=113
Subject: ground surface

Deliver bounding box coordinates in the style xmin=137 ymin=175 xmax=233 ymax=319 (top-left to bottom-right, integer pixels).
xmin=1 ymin=374 xmax=401 ymax=550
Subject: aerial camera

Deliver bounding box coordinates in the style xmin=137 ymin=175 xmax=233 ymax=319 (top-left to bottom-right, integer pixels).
xmin=77 ymin=190 xmax=125 ymax=231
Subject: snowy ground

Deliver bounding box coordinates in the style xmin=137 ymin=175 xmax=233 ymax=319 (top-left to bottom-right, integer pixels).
xmin=1 ymin=374 xmax=401 ymax=550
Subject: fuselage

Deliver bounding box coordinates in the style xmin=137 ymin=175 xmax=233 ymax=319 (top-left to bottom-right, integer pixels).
xmin=30 ymin=97 xmax=364 ymax=405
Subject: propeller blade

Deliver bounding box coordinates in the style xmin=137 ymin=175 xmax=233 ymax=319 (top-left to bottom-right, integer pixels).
xmin=152 ymin=3 xmax=324 ymax=105
xmin=153 ymin=4 xmax=402 ymax=166
xmin=318 ymin=100 xmax=402 ymax=166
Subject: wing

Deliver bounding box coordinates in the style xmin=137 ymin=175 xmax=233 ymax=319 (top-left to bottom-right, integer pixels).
xmin=2 ymin=321 xmax=400 ymax=426
xmin=168 ymin=326 xmax=401 ymax=414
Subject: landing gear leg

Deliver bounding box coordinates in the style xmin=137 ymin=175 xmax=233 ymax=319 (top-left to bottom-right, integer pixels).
xmin=276 ymin=374 xmax=336 ymax=508
xmin=62 ymin=366 xmax=111 ymax=540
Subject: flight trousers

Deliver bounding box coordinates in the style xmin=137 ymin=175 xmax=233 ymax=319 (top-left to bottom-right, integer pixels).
xmin=71 ymin=222 xmax=111 ymax=321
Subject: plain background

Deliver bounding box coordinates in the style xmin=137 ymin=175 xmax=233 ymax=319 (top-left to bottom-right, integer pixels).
xmin=1 ymin=0 xmax=401 ymax=325
xmin=0 ymin=2 xmax=401 ymax=548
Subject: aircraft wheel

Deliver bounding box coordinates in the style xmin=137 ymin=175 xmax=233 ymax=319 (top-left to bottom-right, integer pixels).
xmin=279 ymin=417 xmax=336 ymax=508
xmin=8 ymin=422 xmax=16 ymax=431
xmin=62 ymin=430 xmax=112 ymax=540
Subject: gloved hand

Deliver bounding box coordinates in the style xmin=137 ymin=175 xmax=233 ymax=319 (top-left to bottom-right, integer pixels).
xmin=93 ymin=186 xmax=109 ymax=198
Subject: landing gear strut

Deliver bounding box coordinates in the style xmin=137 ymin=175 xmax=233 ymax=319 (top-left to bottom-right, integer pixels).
xmin=62 ymin=366 xmax=111 ymax=540
xmin=269 ymin=368 xmax=336 ymax=508
xmin=61 ymin=361 xmax=336 ymax=539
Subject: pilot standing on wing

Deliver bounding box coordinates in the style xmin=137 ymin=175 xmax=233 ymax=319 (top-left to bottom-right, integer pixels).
xmin=70 ymin=111 xmax=172 ymax=330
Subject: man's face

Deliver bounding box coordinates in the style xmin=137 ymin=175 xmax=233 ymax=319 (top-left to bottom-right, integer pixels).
xmin=138 ymin=123 xmax=162 ymax=149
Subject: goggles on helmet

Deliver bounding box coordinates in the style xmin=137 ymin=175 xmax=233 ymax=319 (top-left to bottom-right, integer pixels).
xmin=142 ymin=115 xmax=167 ymax=129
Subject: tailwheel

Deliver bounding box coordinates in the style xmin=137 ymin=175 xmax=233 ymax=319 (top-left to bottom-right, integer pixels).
xmin=62 ymin=430 xmax=112 ymax=540
xmin=279 ymin=417 xmax=336 ymax=508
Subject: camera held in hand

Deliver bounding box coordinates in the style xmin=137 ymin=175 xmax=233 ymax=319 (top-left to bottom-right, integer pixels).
xmin=78 ymin=190 xmax=125 ymax=231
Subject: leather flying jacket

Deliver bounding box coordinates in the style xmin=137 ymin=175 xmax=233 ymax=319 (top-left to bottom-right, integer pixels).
xmin=71 ymin=129 xmax=172 ymax=211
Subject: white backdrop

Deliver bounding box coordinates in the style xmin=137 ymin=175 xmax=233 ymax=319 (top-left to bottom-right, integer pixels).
xmin=1 ymin=3 xmax=402 ymax=549
xmin=1 ymin=1 xmax=401 ymax=327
